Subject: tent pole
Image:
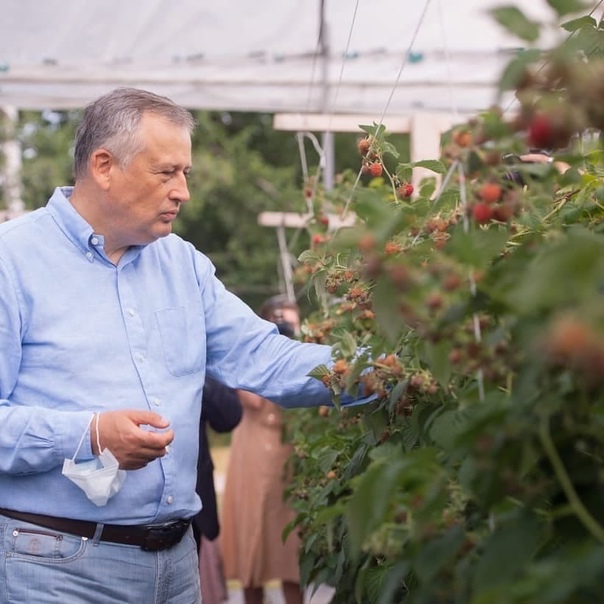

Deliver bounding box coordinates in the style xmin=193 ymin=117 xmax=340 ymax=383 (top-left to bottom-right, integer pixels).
xmin=0 ymin=106 xmax=24 ymax=219
xmin=318 ymin=0 xmax=334 ymax=191
xmin=276 ymin=224 xmax=296 ymax=303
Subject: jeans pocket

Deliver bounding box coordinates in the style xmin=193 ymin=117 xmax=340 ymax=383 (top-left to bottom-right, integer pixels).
xmin=8 ymin=526 xmax=86 ymax=562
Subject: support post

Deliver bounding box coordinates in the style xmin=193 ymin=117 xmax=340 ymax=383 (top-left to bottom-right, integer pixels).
xmin=0 ymin=105 xmax=24 ymax=220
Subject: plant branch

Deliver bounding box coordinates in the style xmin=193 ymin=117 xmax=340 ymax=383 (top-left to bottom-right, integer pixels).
xmin=539 ymin=414 xmax=604 ymax=543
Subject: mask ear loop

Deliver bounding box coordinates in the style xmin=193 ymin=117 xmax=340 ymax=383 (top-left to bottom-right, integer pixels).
xmin=70 ymin=413 xmax=96 ymax=462
xmin=95 ymin=412 xmax=102 ymax=454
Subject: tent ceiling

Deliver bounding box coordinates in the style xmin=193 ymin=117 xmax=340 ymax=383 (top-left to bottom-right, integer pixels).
xmin=0 ymin=0 xmax=586 ymax=116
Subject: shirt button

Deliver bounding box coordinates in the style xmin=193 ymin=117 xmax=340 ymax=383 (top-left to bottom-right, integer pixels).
xmin=86 ymin=252 xmax=93 ymax=260
xmin=165 ymin=445 xmax=170 ymax=454
xmin=152 ymin=397 xmax=161 ymax=406
xmin=137 ymin=354 xmax=145 ymax=362
xmin=127 ymin=308 xmax=136 ymax=317
xmin=166 ymin=496 xmax=174 ymax=504
xmin=91 ymin=237 xmax=99 ymax=245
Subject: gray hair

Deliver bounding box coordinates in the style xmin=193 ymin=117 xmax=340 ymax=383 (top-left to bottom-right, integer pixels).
xmin=73 ymin=87 xmax=196 ymax=179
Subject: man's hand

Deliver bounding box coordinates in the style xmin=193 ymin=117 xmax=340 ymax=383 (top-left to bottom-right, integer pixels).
xmin=91 ymin=410 xmax=174 ymax=470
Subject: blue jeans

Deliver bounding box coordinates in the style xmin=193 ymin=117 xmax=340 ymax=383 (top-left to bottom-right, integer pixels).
xmin=0 ymin=513 xmax=201 ymax=603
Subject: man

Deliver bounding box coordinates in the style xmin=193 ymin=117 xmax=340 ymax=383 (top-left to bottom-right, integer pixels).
xmin=0 ymin=87 xmax=371 ymax=603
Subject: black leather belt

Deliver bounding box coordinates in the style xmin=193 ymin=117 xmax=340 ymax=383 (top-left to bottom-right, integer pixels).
xmin=0 ymin=508 xmax=191 ymax=552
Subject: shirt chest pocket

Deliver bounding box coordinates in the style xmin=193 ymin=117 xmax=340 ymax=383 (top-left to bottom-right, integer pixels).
xmin=156 ymin=307 xmax=205 ymax=376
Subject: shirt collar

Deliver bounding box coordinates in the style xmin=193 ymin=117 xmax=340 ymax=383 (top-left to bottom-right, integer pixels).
xmin=46 ymin=186 xmax=98 ymax=257
xmin=45 ymin=186 xmax=145 ymax=264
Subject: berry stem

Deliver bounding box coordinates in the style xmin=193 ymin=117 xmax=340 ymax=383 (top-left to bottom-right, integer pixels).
xmin=381 ymin=162 xmax=399 ymax=202
xmin=539 ymin=414 xmax=604 ymax=543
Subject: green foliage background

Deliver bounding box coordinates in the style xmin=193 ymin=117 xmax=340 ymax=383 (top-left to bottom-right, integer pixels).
xmin=8 ymin=107 xmax=407 ymax=310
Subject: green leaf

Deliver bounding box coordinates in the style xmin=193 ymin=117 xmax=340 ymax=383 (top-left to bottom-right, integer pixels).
xmin=429 ymin=408 xmax=473 ymax=451
xmin=472 ymin=511 xmax=544 ymax=592
xmin=359 ymin=123 xmax=386 ymax=139
xmin=318 ymin=448 xmax=339 ymax=473
xmin=569 ymin=25 xmax=604 ymax=58
xmin=498 ymin=49 xmax=543 ymax=91
xmin=372 ymin=279 xmax=410 ymax=345
xmin=413 ymin=159 xmax=447 ymax=175
xmin=346 ymin=458 xmax=405 ymax=555
xmin=503 ymin=228 xmax=604 ymax=312
xmin=490 ymin=6 xmax=541 ymax=43
xmin=413 ymin=525 xmax=465 ymax=583
xmin=377 ymin=561 xmax=409 ymax=604
xmin=547 ymin=0 xmax=591 ymax=18
xmin=421 ymin=340 xmax=452 ymax=388
xmin=332 ymin=329 xmax=359 ymax=358
xmin=445 ymin=226 xmax=509 ymax=269
xmin=382 ymin=141 xmax=400 ymax=159
xmin=395 ymin=162 xmax=413 ymax=182
xmin=308 ymin=364 xmax=331 ymax=379
xmin=561 ymin=15 xmax=596 ymax=32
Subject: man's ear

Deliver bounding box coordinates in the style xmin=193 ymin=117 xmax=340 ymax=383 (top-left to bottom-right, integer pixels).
xmin=89 ymin=149 xmax=114 ymax=190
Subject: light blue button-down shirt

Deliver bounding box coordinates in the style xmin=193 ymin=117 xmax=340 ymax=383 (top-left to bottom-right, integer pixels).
xmin=0 ymin=187 xmax=344 ymax=524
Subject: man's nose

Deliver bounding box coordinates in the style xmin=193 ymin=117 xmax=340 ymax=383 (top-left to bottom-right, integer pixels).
xmin=170 ymin=173 xmax=190 ymax=203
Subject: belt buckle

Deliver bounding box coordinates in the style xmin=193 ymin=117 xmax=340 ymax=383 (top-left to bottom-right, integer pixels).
xmin=141 ymin=520 xmax=188 ymax=552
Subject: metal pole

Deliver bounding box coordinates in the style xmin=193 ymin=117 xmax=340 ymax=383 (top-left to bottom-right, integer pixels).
xmin=318 ymin=0 xmax=335 ymax=191
xmin=276 ymin=224 xmax=296 ymax=302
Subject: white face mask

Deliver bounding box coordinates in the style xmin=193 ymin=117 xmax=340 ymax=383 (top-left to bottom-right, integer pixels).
xmin=62 ymin=413 xmax=127 ymax=507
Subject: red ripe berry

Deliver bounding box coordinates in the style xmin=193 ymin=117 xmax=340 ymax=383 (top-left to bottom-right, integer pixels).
xmin=527 ymin=113 xmax=555 ymax=149
xmin=357 ymin=138 xmax=371 ymax=156
xmin=397 ymin=182 xmax=414 ymax=198
xmin=358 ymin=234 xmax=377 ymax=253
xmin=312 ymin=234 xmax=323 ymax=246
xmin=453 ymin=129 xmax=472 ymax=148
xmin=471 ymin=202 xmax=493 ymax=224
xmin=479 ymin=182 xmax=502 ymax=204
xmin=369 ymin=162 xmax=383 ymax=178
xmin=492 ymin=203 xmax=514 ymax=222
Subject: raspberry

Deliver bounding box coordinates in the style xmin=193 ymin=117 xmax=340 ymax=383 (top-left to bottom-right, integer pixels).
xmin=369 ymin=162 xmax=383 ymax=178
xmin=471 ymin=202 xmax=493 ymax=224
xmin=357 ymin=138 xmax=371 ymax=156
xmin=453 ymin=129 xmax=472 ymax=148
xmin=397 ymin=182 xmax=414 ymax=198
xmin=479 ymin=182 xmax=502 ymax=204
xmin=527 ymin=113 xmax=555 ymax=149
xmin=358 ymin=234 xmax=377 ymax=253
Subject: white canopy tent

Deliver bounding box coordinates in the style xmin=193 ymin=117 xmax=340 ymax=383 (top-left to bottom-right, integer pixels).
xmin=0 ymin=0 xmax=570 ymax=115
xmin=0 ymin=0 xmax=580 ymax=202
xmin=0 ymin=0 xmax=593 ymax=297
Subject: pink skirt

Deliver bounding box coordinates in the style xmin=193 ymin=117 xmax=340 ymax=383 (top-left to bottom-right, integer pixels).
xmin=199 ymin=536 xmax=228 ymax=604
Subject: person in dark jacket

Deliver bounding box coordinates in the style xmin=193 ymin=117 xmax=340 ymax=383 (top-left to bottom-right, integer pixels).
xmin=193 ymin=377 xmax=242 ymax=604
xmin=193 ymin=377 xmax=242 ymax=548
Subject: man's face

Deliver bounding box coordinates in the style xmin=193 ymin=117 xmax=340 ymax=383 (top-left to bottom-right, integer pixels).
xmin=104 ymin=113 xmax=192 ymax=250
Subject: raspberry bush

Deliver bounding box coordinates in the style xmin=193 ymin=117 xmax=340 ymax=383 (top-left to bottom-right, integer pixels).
xmin=285 ymin=4 xmax=604 ymax=603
